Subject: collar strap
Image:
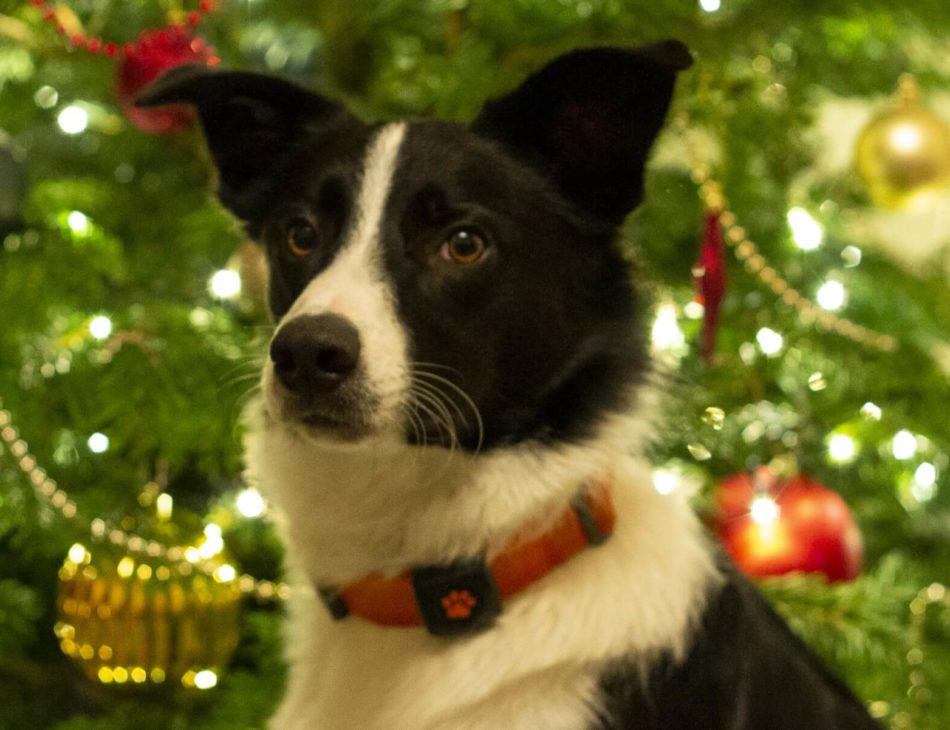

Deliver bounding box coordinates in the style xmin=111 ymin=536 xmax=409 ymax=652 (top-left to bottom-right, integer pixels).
xmin=317 ymin=479 xmax=615 ymax=637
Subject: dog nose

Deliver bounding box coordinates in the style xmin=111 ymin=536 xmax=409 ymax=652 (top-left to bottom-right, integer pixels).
xmin=270 ymin=314 xmax=361 ymax=393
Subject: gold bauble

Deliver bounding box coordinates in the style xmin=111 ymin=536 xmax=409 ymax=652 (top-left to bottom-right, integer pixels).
xmin=855 ymin=74 xmax=950 ymax=210
xmin=55 ymin=539 xmax=241 ymax=689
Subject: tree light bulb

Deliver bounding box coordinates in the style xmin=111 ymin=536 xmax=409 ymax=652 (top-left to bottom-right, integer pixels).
xmin=87 ymin=432 xmax=109 ymax=453
xmin=193 ymin=669 xmax=218 ymax=690
xmin=236 ymin=487 xmax=266 ymax=518
xmin=827 ymin=433 xmax=858 ymax=464
xmin=199 ymin=523 xmax=225 ymax=558
xmin=156 ymin=492 xmax=173 ymax=521
xmin=89 ymin=315 xmax=112 ymax=340
xmin=209 ymin=269 xmax=242 ymax=299
xmin=58 ymin=105 xmax=89 ymax=134
xmin=816 ymin=281 xmax=846 ymax=311
xmin=67 ymin=210 xmax=90 ymax=234
xmin=651 ymin=304 xmax=686 ymax=352
xmin=684 ymin=301 xmax=705 ymax=320
xmin=699 ymin=0 xmax=721 ymax=11
xmin=787 ymin=207 xmax=823 ymax=251
xmin=653 ymin=469 xmax=680 ymax=495
xmin=892 ymin=430 xmax=917 ymax=460
xmin=750 ymin=496 xmax=780 ymax=525
xmin=914 ymin=462 xmax=937 ymax=487
xmin=860 ymin=402 xmax=882 ymax=421
xmin=755 ymin=327 xmax=784 ymax=356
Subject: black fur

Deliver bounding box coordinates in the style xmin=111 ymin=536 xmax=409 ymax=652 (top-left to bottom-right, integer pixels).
xmin=139 ymin=43 xmax=879 ymax=727
xmin=137 ymin=46 xmax=681 ymax=449
xmin=593 ymin=557 xmax=880 ymax=729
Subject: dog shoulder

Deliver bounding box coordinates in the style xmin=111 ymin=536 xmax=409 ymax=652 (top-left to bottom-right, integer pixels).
xmin=590 ymin=559 xmax=881 ymax=729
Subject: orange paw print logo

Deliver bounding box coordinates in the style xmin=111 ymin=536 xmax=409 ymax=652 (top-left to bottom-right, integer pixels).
xmin=441 ymin=589 xmax=477 ymax=619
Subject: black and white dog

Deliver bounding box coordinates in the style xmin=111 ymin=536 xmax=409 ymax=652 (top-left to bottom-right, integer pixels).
xmin=139 ymin=40 xmax=878 ymax=729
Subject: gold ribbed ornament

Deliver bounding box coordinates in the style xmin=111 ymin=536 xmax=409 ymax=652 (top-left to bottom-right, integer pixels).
xmin=55 ymin=539 xmax=241 ymax=690
xmin=855 ymin=74 xmax=950 ymax=210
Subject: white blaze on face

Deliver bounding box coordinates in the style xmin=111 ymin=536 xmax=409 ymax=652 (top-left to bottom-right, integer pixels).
xmin=265 ymin=123 xmax=410 ymax=432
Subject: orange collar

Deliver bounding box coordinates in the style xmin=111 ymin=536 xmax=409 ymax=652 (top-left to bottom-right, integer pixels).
xmin=317 ymin=479 xmax=616 ymax=637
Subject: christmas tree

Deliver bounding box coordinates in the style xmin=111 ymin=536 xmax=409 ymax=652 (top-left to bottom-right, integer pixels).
xmin=1 ymin=1 xmax=948 ymax=727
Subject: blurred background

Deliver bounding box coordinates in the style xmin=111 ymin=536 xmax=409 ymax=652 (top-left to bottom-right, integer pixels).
xmin=0 ymin=1 xmax=948 ymax=727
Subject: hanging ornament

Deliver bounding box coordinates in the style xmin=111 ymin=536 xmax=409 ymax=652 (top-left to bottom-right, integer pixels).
xmin=31 ymin=0 xmax=219 ymax=134
xmin=713 ymin=469 xmax=863 ymax=583
xmin=55 ymin=535 xmax=241 ymax=689
xmin=854 ymin=74 xmax=950 ymax=210
xmin=692 ymin=210 xmax=727 ymax=363
xmin=116 ymin=26 xmax=218 ymax=134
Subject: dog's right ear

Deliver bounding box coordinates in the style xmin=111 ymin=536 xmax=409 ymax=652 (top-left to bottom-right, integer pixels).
xmin=136 ymin=65 xmax=357 ymax=223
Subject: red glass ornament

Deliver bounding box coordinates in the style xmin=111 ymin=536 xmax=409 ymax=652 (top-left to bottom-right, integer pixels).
xmin=116 ymin=26 xmax=217 ymax=134
xmin=714 ymin=470 xmax=863 ymax=583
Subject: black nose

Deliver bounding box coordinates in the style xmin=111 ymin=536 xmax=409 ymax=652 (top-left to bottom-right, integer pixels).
xmin=270 ymin=314 xmax=361 ymax=394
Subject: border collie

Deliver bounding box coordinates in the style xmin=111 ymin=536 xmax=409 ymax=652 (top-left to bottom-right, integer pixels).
xmin=139 ymin=40 xmax=879 ymax=729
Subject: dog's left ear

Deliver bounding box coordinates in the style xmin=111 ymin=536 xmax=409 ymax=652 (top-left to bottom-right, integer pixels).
xmin=472 ymin=40 xmax=692 ymax=225
xmin=136 ymin=65 xmax=357 ymax=223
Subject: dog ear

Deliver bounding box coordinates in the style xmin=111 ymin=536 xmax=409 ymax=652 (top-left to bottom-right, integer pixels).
xmin=472 ymin=41 xmax=692 ymax=225
xmin=136 ymin=65 xmax=356 ymax=222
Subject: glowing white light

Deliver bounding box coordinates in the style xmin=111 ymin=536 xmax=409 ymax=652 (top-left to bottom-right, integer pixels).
xmin=816 ymin=281 xmax=846 ymax=311
xmin=214 ymin=563 xmax=237 ymax=583
xmin=89 ymin=315 xmax=112 ymax=340
xmin=653 ymin=470 xmax=680 ymax=495
xmin=699 ymin=0 xmax=721 ymax=11
xmin=156 ymin=493 xmax=173 ymax=521
xmin=892 ymin=430 xmax=917 ymax=460
xmin=87 ymin=432 xmax=109 ymax=453
xmin=209 ymin=269 xmax=241 ymax=299
xmin=68 ymin=543 xmax=88 ymax=564
xmin=57 ymin=105 xmax=89 ymax=134
xmin=193 ymin=670 xmax=218 ymax=690
xmin=828 ymin=434 xmax=857 ymax=463
xmin=67 ymin=210 xmax=89 ymax=234
xmin=236 ymin=487 xmax=265 ymax=518
xmin=199 ymin=523 xmax=225 ymax=558
xmin=914 ymin=462 xmax=937 ymax=488
xmin=889 ymin=123 xmax=922 ymax=154
xmin=755 ymin=327 xmax=784 ymax=356
xmin=750 ymin=496 xmax=780 ymax=525
xmin=787 ymin=207 xmax=823 ymax=251
xmin=684 ymin=301 xmax=705 ymax=320
xmin=651 ymin=304 xmax=686 ymax=351
xmin=860 ymin=402 xmax=882 ymax=421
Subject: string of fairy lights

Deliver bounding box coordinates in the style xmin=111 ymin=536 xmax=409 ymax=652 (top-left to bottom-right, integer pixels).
xmin=0 ymin=400 xmax=289 ymax=604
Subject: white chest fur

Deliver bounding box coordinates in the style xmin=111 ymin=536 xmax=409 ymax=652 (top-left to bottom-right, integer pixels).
xmin=246 ymin=408 xmax=718 ymax=729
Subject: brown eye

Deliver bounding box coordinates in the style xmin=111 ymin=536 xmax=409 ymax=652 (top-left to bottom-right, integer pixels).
xmin=441 ymin=229 xmax=486 ymax=264
xmin=288 ymin=220 xmax=318 ymax=257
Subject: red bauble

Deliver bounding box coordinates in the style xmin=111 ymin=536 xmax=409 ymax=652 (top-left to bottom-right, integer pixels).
xmin=116 ymin=26 xmax=217 ymax=134
xmin=714 ymin=470 xmax=863 ymax=583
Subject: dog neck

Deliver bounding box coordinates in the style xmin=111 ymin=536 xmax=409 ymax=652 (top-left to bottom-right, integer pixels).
xmin=244 ymin=399 xmax=651 ymax=588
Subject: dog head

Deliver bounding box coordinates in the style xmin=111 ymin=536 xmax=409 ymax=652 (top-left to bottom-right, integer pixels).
xmin=138 ymin=41 xmax=691 ymax=451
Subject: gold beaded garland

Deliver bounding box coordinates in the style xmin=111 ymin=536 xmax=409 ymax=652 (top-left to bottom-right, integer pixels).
xmin=688 ymin=165 xmax=898 ymax=353
xmin=0 ymin=403 xmax=290 ymax=605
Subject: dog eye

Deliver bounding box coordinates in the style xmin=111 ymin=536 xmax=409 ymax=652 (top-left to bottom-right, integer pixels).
xmin=440 ymin=229 xmax=486 ymax=264
xmin=287 ymin=219 xmax=318 ymax=257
